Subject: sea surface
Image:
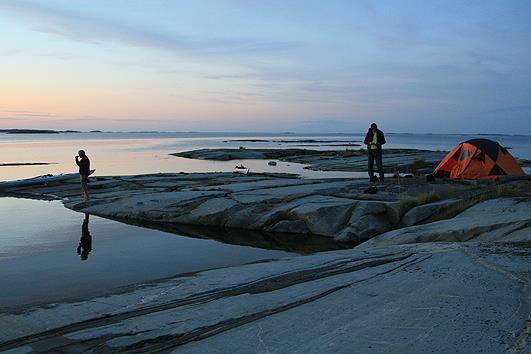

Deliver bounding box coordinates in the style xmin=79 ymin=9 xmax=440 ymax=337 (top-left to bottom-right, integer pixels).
xmin=1 ymin=132 xmax=530 ymax=308
xmin=0 ymin=197 xmax=297 ymax=309
xmin=1 ymin=132 xmax=530 ymax=181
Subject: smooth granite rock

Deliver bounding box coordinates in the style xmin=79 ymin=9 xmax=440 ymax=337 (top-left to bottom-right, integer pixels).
xmin=366 ymin=197 xmax=531 ymax=246
xmin=266 ymin=219 xmax=311 ymax=234
xmin=1 ymin=173 xmax=530 ymax=353
xmin=1 ymin=242 xmax=528 ymax=353
xmin=2 ymin=172 xmax=528 ymax=245
xmin=175 ymin=197 xmax=239 ymax=225
xmin=401 ymin=198 xmax=463 ymax=226
xmin=286 ymin=197 xmax=356 ymax=236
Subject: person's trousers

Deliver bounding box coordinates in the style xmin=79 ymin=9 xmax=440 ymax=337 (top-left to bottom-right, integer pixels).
xmin=80 ymin=175 xmax=89 ymax=201
xmin=368 ymin=149 xmax=384 ymax=179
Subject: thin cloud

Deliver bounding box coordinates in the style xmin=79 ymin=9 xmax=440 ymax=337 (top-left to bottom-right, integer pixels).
xmin=202 ymin=74 xmax=251 ymax=80
xmin=46 ymin=117 xmax=169 ymax=124
xmin=0 ymin=117 xmax=25 ymax=121
xmin=301 ymin=119 xmax=351 ymax=125
xmin=0 ymin=108 xmax=164 ymax=124
xmin=0 ymin=109 xmax=57 ymax=121
xmin=484 ymin=105 xmax=531 ymax=114
xmin=14 ymin=112 xmax=58 ymax=117
xmin=0 ymin=1 xmax=297 ymax=59
xmin=0 ymin=108 xmax=55 ymax=115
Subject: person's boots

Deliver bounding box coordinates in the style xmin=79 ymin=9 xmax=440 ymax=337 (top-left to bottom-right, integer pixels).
xmin=379 ymin=175 xmax=385 ymax=183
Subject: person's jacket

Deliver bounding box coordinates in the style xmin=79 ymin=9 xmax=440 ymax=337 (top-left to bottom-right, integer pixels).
xmin=77 ymin=156 xmax=91 ymax=176
xmin=363 ymin=129 xmax=386 ymax=151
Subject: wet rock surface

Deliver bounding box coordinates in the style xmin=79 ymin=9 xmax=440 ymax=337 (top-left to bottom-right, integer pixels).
xmin=0 ymin=242 xmax=528 ymax=353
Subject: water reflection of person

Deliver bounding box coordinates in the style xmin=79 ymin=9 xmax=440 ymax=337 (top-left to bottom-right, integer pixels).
xmin=77 ymin=213 xmax=92 ymax=261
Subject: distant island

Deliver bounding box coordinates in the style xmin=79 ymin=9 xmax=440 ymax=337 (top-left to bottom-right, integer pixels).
xmin=0 ymin=129 xmax=106 ymax=134
xmin=0 ymin=129 xmax=61 ymax=134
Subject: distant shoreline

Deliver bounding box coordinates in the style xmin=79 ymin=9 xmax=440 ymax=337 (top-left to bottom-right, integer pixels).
xmin=0 ymin=129 xmax=76 ymax=134
xmin=0 ymin=129 xmax=530 ymax=136
xmin=0 ymin=162 xmax=55 ymax=167
xmin=0 ymin=129 xmax=104 ymax=134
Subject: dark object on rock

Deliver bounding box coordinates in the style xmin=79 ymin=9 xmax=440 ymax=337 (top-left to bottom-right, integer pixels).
xmin=426 ymin=173 xmax=435 ymax=182
xmin=364 ymin=186 xmax=378 ymax=194
xmin=268 ymin=161 xmax=277 ymax=166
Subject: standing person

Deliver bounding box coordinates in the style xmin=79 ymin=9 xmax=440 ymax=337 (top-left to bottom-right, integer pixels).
xmin=75 ymin=150 xmax=90 ymax=201
xmin=363 ymin=123 xmax=386 ymax=183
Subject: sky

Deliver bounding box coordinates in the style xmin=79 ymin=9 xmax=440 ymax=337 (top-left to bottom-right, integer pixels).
xmin=0 ymin=0 xmax=530 ymax=133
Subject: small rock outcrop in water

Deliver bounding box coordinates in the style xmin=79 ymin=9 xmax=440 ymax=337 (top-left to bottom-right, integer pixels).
xmin=173 ymin=148 xmax=447 ymax=173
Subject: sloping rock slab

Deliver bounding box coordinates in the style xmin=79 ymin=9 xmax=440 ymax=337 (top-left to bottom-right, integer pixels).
xmin=285 ymin=196 xmax=356 ymax=236
xmin=336 ymin=201 xmax=395 ymax=242
xmin=402 ymin=198 xmax=463 ymax=226
xmin=366 ymin=197 xmax=531 ymax=246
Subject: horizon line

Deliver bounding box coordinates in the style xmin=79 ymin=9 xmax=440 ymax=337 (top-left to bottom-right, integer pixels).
xmin=1 ymin=128 xmax=530 ymax=137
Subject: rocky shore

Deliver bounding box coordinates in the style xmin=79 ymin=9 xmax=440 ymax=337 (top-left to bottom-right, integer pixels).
xmin=0 ymin=239 xmax=528 ymax=352
xmin=4 ymin=172 xmax=524 ymax=244
xmin=0 ymin=163 xmax=529 ymax=352
xmin=3 ymin=170 xmax=530 ymax=243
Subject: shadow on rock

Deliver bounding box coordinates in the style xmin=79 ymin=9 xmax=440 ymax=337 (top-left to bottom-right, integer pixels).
xmin=110 ymin=217 xmax=353 ymax=254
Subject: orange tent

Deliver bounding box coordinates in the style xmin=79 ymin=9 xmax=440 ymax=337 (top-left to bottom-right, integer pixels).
xmin=434 ymin=138 xmax=524 ymax=180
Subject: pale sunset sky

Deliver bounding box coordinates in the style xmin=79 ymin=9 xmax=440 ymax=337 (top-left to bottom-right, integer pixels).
xmin=0 ymin=0 xmax=530 ymax=133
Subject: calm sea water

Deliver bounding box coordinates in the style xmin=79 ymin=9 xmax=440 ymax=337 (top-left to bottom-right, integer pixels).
xmin=1 ymin=132 xmax=529 ymax=181
xmin=1 ymin=132 xmax=529 ymax=308
xmin=0 ymin=197 xmax=297 ymax=309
